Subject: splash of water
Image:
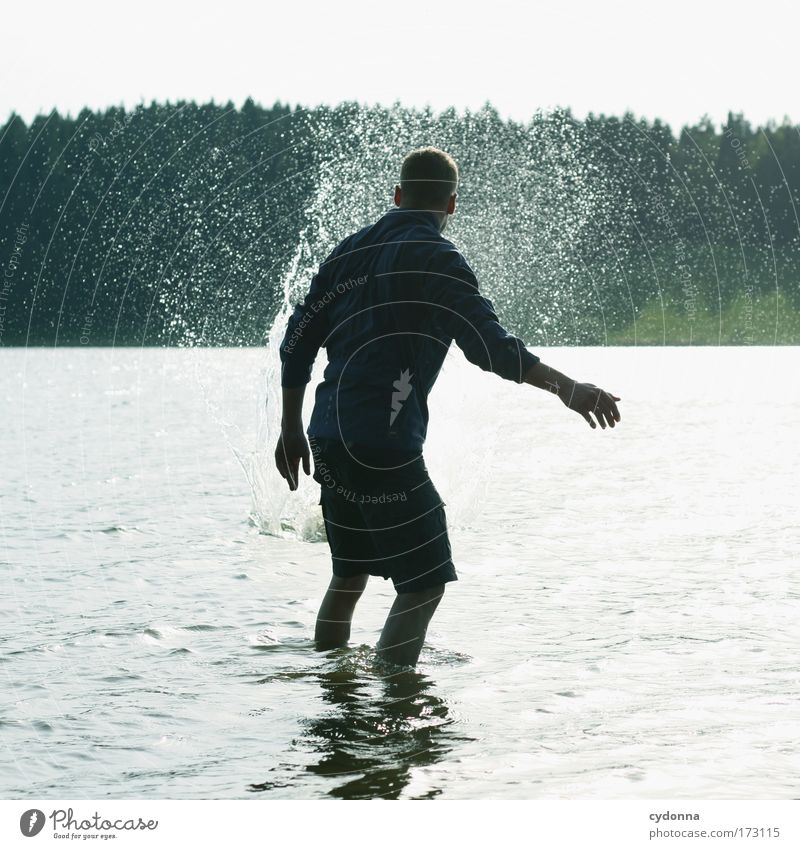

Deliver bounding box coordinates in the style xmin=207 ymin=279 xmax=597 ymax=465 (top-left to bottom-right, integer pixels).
xmin=237 ymin=105 xmax=623 ymax=538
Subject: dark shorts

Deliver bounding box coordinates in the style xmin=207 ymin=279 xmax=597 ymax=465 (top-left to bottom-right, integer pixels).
xmin=309 ymin=436 xmax=457 ymax=594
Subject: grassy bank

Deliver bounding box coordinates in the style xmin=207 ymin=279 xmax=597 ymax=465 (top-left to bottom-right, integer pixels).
xmin=606 ymin=291 xmax=800 ymax=345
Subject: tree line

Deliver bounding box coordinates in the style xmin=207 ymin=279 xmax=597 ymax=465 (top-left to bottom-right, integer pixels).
xmin=1 ymin=99 xmax=798 ymax=347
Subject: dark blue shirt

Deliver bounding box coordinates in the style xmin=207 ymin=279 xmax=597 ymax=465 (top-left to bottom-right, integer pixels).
xmin=279 ymin=207 xmax=540 ymax=451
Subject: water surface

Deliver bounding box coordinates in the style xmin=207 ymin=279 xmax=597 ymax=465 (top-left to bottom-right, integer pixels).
xmin=1 ymin=346 xmax=797 ymax=798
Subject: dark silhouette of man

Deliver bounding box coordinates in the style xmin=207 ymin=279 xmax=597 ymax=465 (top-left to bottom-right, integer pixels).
xmin=276 ymin=147 xmax=621 ymax=667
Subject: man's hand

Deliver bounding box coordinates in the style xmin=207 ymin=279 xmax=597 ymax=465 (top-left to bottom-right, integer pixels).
xmin=523 ymin=361 xmax=622 ymax=430
xmin=274 ymin=429 xmax=311 ymax=491
xmin=557 ymin=381 xmax=621 ymax=429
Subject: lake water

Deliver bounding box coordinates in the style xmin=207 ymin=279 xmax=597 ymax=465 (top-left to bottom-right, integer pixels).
xmin=1 ymin=345 xmax=798 ymax=799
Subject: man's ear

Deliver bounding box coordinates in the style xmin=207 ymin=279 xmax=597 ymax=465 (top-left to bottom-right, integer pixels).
xmin=446 ymin=193 xmax=456 ymax=215
xmin=394 ymin=185 xmax=402 ymax=207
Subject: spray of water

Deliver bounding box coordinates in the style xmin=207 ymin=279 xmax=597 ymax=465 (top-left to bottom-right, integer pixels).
xmin=234 ymin=105 xmax=624 ymax=538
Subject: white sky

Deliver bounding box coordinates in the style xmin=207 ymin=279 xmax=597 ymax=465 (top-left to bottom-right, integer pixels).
xmin=3 ymin=0 xmax=798 ymax=131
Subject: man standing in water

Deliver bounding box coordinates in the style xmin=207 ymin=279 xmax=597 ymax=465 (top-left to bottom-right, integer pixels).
xmin=275 ymin=147 xmax=621 ymax=667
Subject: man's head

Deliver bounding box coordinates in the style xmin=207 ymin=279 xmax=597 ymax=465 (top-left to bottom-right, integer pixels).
xmin=394 ymin=147 xmax=458 ymax=227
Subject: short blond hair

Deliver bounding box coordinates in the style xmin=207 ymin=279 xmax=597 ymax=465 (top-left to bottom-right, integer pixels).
xmin=400 ymin=147 xmax=458 ymax=206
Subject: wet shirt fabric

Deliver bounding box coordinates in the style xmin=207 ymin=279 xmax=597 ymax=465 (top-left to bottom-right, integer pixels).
xmin=280 ymin=207 xmax=540 ymax=451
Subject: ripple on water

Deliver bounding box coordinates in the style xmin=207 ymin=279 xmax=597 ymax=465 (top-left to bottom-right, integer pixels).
xmin=94 ymin=525 xmax=144 ymax=534
xmin=420 ymin=646 xmax=472 ymax=666
xmin=247 ymin=629 xmax=315 ymax=652
xmin=100 ymin=673 xmax=143 ymax=683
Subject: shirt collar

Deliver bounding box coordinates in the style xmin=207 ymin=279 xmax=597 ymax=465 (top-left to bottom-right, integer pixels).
xmin=385 ymin=207 xmax=443 ymax=230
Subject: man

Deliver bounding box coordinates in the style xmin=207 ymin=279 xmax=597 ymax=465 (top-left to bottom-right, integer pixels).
xmin=275 ymin=147 xmax=621 ymax=667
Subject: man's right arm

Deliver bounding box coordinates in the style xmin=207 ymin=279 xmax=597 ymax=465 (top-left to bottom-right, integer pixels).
xmin=274 ymin=268 xmax=332 ymax=491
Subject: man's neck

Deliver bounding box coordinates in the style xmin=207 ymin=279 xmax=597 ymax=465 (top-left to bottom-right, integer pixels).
xmin=396 ymin=204 xmax=447 ymax=231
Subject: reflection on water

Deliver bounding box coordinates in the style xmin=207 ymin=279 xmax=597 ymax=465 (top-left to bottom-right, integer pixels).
xmin=249 ymin=649 xmax=470 ymax=799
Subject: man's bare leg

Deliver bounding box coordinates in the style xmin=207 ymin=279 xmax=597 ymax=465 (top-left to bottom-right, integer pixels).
xmin=314 ymin=573 xmax=369 ymax=650
xmin=376 ymin=584 xmax=445 ymax=667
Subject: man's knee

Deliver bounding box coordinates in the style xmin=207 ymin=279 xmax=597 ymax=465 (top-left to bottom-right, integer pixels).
xmin=315 ymin=574 xmax=369 ymax=649
xmin=328 ymin=573 xmax=369 ymax=595
xmin=380 ymin=586 xmax=446 ymax=645
xmin=392 ymin=583 xmax=446 ymax=612
xmin=376 ymin=584 xmax=445 ymax=666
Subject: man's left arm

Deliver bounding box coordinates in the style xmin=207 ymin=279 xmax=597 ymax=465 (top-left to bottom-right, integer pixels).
xmin=434 ymin=252 xmax=621 ymax=429
xmin=431 ymin=251 xmax=541 ymax=383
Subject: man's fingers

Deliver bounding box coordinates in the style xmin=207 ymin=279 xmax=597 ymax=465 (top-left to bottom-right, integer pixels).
xmin=275 ymin=448 xmax=288 ymax=480
xmin=592 ymin=390 xmax=621 ymax=426
xmin=589 ymin=392 xmax=608 ymax=429
xmin=275 ymin=434 xmax=312 ymax=491
xmin=572 ymin=384 xmax=621 ymax=430
xmin=275 ymin=441 xmax=296 ymax=490
xmin=601 ymin=391 xmax=621 ymax=422
xmin=287 ymin=457 xmax=300 ymax=490
xmin=601 ymin=392 xmax=621 ymax=420
xmin=278 ymin=458 xmax=294 ymax=490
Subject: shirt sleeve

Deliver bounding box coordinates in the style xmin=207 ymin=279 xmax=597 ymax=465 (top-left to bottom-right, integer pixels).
xmin=430 ymin=245 xmax=540 ymax=383
xmin=279 ymin=268 xmax=331 ymax=388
